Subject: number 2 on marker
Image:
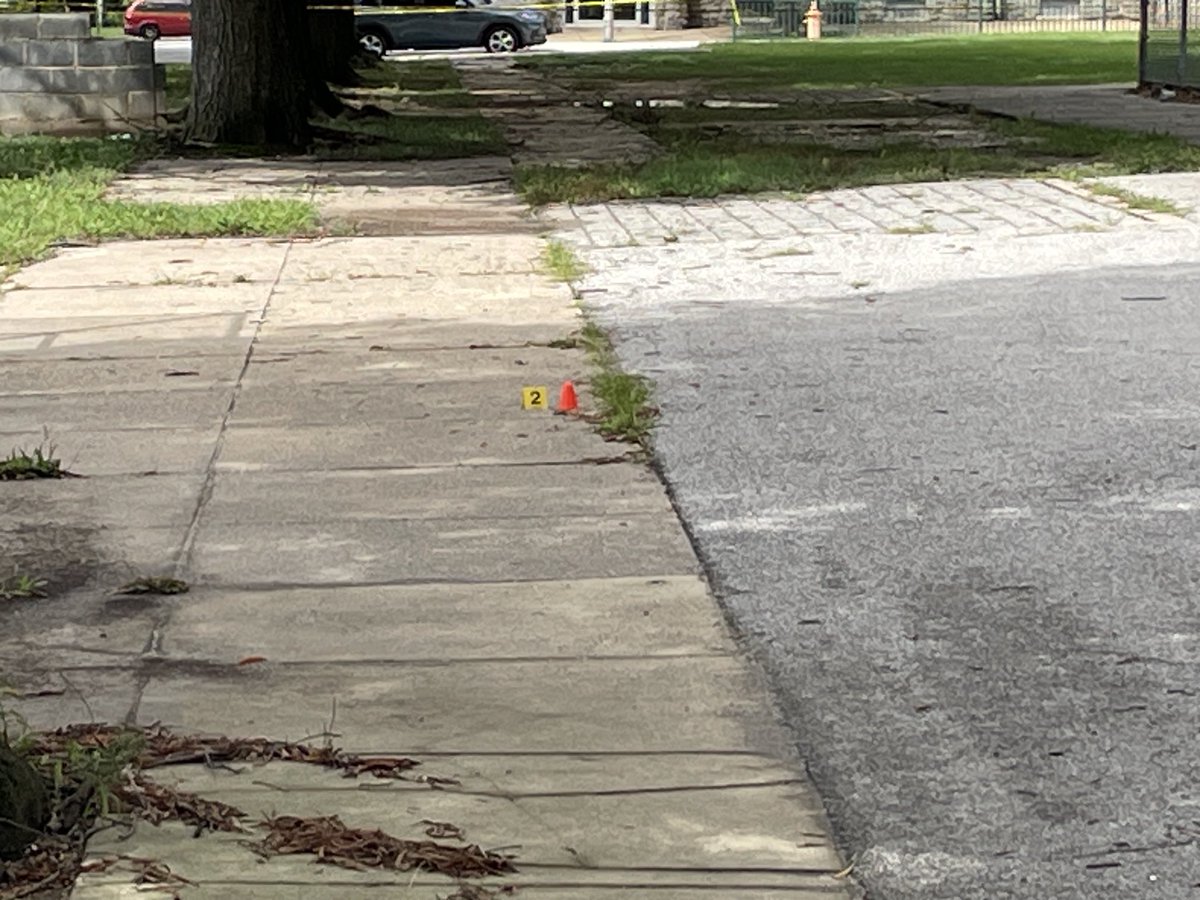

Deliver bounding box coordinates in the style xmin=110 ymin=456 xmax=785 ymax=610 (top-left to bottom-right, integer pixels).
xmin=522 ymin=386 xmax=549 ymax=410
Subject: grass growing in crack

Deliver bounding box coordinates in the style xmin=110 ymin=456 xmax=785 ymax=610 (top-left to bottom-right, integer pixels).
xmin=542 ymin=239 xmax=587 ymax=282
xmin=1080 ymin=182 xmax=1189 ymax=216
xmin=578 ymin=321 xmax=657 ymax=445
xmin=0 ymin=445 xmax=70 ymax=481
xmin=0 ymin=136 xmax=317 ymax=271
xmin=0 ymin=571 xmax=48 ymax=601
xmin=114 ymin=577 xmax=189 ymax=596
xmin=45 ymin=731 xmax=146 ymax=819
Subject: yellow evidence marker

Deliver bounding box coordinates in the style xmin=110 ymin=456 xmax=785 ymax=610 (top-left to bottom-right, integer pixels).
xmin=522 ymin=386 xmax=550 ymax=410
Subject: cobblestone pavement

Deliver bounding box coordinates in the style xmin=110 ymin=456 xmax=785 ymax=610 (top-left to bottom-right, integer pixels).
xmin=541 ymin=176 xmax=1181 ymax=248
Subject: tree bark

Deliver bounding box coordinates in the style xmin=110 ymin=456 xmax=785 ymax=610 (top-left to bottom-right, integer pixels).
xmin=185 ymin=0 xmax=312 ymax=147
xmin=308 ymin=0 xmax=359 ymax=86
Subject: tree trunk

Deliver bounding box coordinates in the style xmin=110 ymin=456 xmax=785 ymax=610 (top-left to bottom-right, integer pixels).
xmin=308 ymin=0 xmax=359 ymax=86
xmin=185 ymin=0 xmax=311 ymax=147
xmin=0 ymin=744 xmax=47 ymax=861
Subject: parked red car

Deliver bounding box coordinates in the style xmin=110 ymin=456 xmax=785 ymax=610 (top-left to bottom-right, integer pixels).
xmin=123 ymin=0 xmax=191 ymax=40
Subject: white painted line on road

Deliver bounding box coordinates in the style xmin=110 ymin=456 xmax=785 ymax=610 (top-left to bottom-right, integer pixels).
xmin=697 ymin=503 xmax=868 ymax=533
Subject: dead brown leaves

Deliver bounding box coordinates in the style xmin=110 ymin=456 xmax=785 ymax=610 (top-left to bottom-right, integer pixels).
xmin=0 ymin=843 xmax=78 ymax=900
xmin=252 ymin=815 xmax=516 ymax=878
xmin=31 ymin=723 xmax=422 ymax=781
xmin=118 ymin=775 xmax=247 ymax=833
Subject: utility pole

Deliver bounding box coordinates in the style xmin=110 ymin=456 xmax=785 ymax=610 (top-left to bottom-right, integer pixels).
xmin=603 ymin=0 xmax=614 ymax=42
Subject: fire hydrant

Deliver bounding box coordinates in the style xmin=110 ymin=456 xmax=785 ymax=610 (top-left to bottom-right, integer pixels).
xmin=804 ymin=0 xmax=822 ymax=39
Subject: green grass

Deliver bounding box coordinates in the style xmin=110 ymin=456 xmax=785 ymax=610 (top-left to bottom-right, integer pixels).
xmin=518 ymin=140 xmax=1038 ymax=204
xmin=316 ymin=60 xmax=504 ymax=159
xmin=519 ymin=34 xmax=1137 ymax=89
xmin=577 ymin=321 xmax=656 ymax=445
xmin=542 ymin=239 xmax=587 ymax=281
xmin=0 ymin=444 xmax=70 ymax=480
xmin=316 ymin=110 xmax=507 ymax=160
xmin=0 ymin=136 xmax=317 ymax=271
xmin=0 ymin=572 xmax=48 ymax=602
xmin=995 ymin=118 xmax=1200 ymax=172
xmin=516 ymin=111 xmax=1200 ymax=205
xmin=352 ymin=59 xmax=478 ymax=108
xmin=356 ymin=60 xmax=464 ymax=93
xmin=1081 ymin=181 xmax=1189 ymax=215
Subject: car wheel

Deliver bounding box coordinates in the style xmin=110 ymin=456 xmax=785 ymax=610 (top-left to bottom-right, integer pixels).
xmin=484 ymin=25 xmax=518 ymax=53
xmin=139 ymin=23 xmax=160 ymax=40
xmin=358 ymin=30 xmax=388 ymax=58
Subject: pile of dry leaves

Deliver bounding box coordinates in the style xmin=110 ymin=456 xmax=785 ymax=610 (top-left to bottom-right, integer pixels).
xmin=252 ymin=815 xmax=516 ymax=878
xmin=3 ymin=723 xmax=516 ymax=899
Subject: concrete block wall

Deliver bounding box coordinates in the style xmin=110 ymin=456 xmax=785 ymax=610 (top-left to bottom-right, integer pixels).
xmin=0 ymin=13 xmax=164 ymax=134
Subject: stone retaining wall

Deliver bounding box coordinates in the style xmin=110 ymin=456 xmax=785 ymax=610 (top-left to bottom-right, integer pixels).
xmin=0 ymin=13 xmax=163 ymax=134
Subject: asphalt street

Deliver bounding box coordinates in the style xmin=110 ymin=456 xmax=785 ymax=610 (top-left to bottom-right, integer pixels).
xmin=150 ymin=35 xmax=701 ymax=64
xmin=585 ymin=244 xmax=1200 ymax=897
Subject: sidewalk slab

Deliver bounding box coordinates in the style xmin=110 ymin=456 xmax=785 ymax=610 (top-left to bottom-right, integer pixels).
xmin=214 ymin=420 xmax=626 ymax=470
xmin=0 ymin=355 xmax=242 ymax=394
xmin=1 ymin=386 xmax=232 ymax=432
xmin=0 ymin=313 xmax=258 ymax=350
xmin=1 ymin=238 xmax=292 ymax=290
xmin=280 ymin=236 xmax=553 ymax=281
xmin=187 ymin=514 xmax=699 ymax=585
xmin=228 ymin=379 xmax=589 ymax=427
xmin=203 ymin=465 xmax=675 ymax=522
xmin=0 ymin=427 xmax=221 ymax=476
xmin=240 ymin=345 xmax=586 ymax=386
xmin=164 ymin=749 xmax=807 ymax=795
xmin=8 ymin=667 xmax=139 ymax=730
xmin=0 ymin=338 xmax=253 ymax=362
xmin=78 ymin=780 xmax=839 ymax=875
xmin=159 ymin=577 xmax=729 ymax=663
xmin=1 ymin=522 xmax=182 ymax=576
xmin=135 ymin=656 xmax=776 ymax=753
xmin=0 ymin=474 xmax=203 ymax=529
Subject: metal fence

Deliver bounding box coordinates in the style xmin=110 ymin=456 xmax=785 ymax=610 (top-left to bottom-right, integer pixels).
xmin=1139 ymin=0 xmax=1200 ymax=86
xmin=732 ymin=0 xmax=1140 ymax=38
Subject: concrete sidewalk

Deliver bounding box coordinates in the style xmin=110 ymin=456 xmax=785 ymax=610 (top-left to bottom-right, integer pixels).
xmin=0 ymin=159 xmax=850 ymax=898
xmin=918 ymin=83 xmax=1200 ymax=145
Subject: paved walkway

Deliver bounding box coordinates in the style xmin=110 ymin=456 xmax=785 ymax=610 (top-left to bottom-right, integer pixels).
xmin=0 ymin=158 xmax=850 ymax=898
xmin=919 ymin=84 xmax=1200 ymax=145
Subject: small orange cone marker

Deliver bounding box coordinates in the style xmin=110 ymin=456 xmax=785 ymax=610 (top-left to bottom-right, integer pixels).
xmin=556 ymin=380 xmax=578 ymax=414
